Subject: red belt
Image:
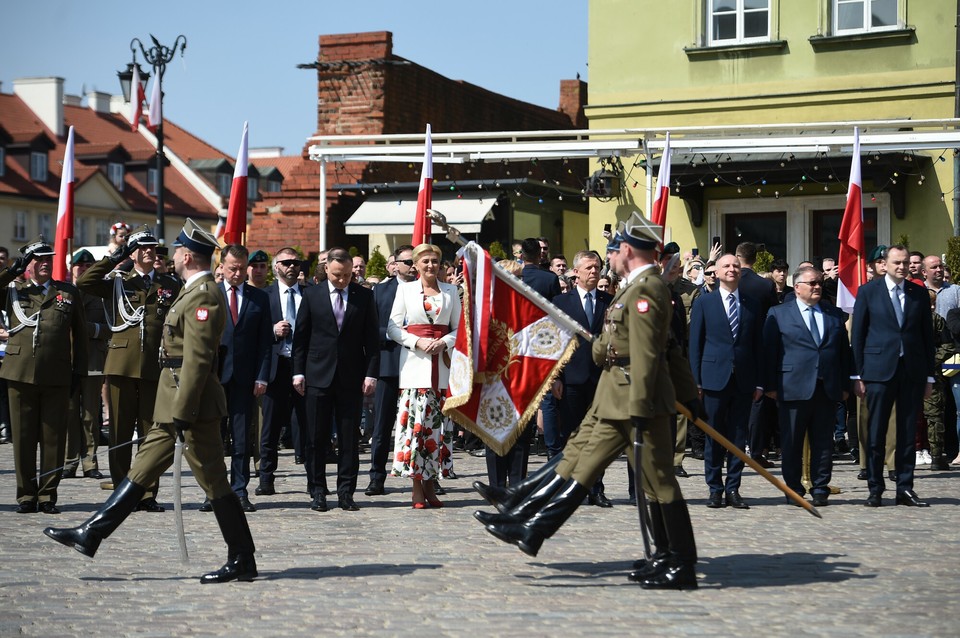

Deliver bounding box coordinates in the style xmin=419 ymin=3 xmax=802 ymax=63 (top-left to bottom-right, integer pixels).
xmin=406 ymin=323 xmax=450 ymax=389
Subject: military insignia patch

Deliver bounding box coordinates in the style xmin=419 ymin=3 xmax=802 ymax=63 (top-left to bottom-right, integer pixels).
xmin=195 ymin=308 xmax=209 ymax=321
xmin=636 ymin=299 xmax=649 ymax=314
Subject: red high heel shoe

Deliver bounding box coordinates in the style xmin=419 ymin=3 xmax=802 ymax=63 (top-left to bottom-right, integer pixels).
xmin=413 ymin=501 xmax=428 ymax=509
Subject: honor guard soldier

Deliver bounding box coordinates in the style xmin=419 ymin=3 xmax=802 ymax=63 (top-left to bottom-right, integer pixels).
xmin=45 ymin=218 xmax=258 ymax=584
xmin=76 ymin=225 xmax=180 ymax=511
xmin=0 ymin=237 xmax=88 ymax=514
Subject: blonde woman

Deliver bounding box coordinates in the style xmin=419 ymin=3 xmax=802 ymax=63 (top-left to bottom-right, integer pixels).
xmin=387 ymin=244 xmax=461 ymax=508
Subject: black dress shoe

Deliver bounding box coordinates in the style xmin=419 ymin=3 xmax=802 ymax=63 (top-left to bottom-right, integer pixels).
xmin=295 ymin=456 xmax=304 ymax=465
xmin=706 ymin=492 xmax=725 ymax=508
xmin=433 ymin=479 xmax=446 ymax=496
xmin=311 ymin=496 xmax=328 ymax=512
xmin=83 ymin=469 xmax=104 ymax=479
xmin=199 ymin=498 xmax=213 ymax=512
xmin=640 ymin=562 xmax=698 ymax=590
xmin=864 ymin=493 xmax=882 ymax=507
xmin=587 ymin=491 xmax=613 ymax=508
xmin=254 ymin=483 xmax=275 ymax=496
xmin=239 ymin=497 xmax=256 ymax=513
xmin=751 ymin=455 xmax=774 ymax=469
xmin=929 ymin=457 xmax=951 ymax=471
xmin=135 ymin=498 xmax=165 ymax=512
xmin=725 ymin=490 xmax=750 ymax=509
xmin=811 ymin=494 xmax=829 ymax=507
xmin=628 ymin=554 xmax=668 ymax=581
xmin=364 ymin=480 xmax=385 ymax=496
xmin=200 ymin=553 xmax=257 ymax=584
xmin=895 ymin=490 xmax=929 ymax=507
xmin=674 ymin=465 xmax=688 ymax=478
xmin=62 ymin=467 xmax=78 ymax=479
xmin=338 ymin=497 xmax=360 ymax=511
xmin=16 ymin=501 xmax=38 ymax=514
xmin=39 ymin=502 xmax=61 ymax=515
xmin=857 ymin=469 xmax=868 ymax=480
xmin=888 ymin=470 xmax=896 ymax=482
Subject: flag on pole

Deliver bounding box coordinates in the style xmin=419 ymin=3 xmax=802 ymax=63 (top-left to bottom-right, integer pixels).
xmin=147 ymin=73 xmax=162 ymax=133
xmin=129 ymin=65 xmax=146 ymax=133
xmin=650 ymin=131 xmax=672 ymax=229
xmin=53 ymin=126 xmax=75 ymax=281
xmin=215 ymin=214 xmax=227 ymax=240
xmin=222 ymin=121 xmax=249 ymax=245
xmin=837 ymin=126 xmax=866 ymax=314
xmin=411 ymin=124 xmax=433 ymax=244
xmin=443 ymin=242 xmax=578 ymax=455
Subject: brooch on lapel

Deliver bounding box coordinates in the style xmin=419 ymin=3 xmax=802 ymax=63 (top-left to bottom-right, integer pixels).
xmin=157 ymin=288 xmax=174 ymax=304
xmin=54 ymin=293 xmax=71 ymax=309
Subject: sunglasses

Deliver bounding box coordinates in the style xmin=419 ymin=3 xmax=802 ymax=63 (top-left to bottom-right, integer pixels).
xmin=398 ymin=259 xmax=414 ymax=266
xmin=277 ymin=259 xmax=301 ymax=267
xmin=704 ymin=270 xmax=716 ymax=276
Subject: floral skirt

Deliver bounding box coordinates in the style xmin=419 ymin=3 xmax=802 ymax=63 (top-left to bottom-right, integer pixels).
xmin=391 ymin=388 xmax=453 ymax=480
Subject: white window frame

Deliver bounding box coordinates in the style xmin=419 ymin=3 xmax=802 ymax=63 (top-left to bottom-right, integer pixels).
xmin=217 ymin=173 xmax=232 ymax=196
xmin=75 ymin=217 xmax=88 ymax=245
xmin=247 ymin=177 xmax=259 ymax=200
xmin=95 ymin=219 xmax=111 ymax=245
xmin=707 ymin=0 xmax=771 ymax=46
xmin=30 ymin=151 xmax=48 ymax=181
xmin=37 ymin=213 xmax=52 ymax=240
xmin=833 ymin=0 xmax=899 ymax=35
xmin=107 ymin=162 xmax=125 ymax=192
xmin=13 ymin=210 xmax=28 ymax=241
xmin=147 ymin=168 xmax=158 ymax=196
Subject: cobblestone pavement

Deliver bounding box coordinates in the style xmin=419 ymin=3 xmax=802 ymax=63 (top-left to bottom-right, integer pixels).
xmin=0 ymin=441 xmax=957 ymax=637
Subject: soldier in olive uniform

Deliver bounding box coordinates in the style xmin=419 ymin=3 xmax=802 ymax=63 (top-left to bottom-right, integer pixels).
xmin=0 ymin=238 xmax=88 ymax=513
xmin=45 ymin=219 xmax=258 ymax=584
xmin=476 ymin=212 xmax=701 ymax=590
xmin=76 ymin=226 xmax=180 ymax=511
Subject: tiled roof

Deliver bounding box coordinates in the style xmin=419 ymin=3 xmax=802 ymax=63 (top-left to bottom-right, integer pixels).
xmin=251 ymin=154 xmax=304 ymax=181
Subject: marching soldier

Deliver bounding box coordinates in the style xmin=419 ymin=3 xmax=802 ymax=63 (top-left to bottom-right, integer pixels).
xmin=1 ymin=237 xmax=87 ymax=513
xmin=45 ymin=219 xmax=258 ymax=584
xmin=76 ymin=225 xmax=180 ymax=511
xmin=475 ymin=212 xmax=701 ymax=590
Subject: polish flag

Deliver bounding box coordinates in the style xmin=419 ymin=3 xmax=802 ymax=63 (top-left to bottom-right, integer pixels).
xmin=53 ymin=126 xmax=75 ymax=282
xmin=129 ymin=65 xmax=146 ymax=132
xmin=651 ymin=131 xmax=672 ymax=229
xmin=223 ymin=121 xmax=249 ymax=245
xmin=147 ymin=73 xmax=161 ymax=133
xmin=837 ymin=127 xmax=866 ymax=314
xmin=411 ymin=124 xmax=433 ymax=245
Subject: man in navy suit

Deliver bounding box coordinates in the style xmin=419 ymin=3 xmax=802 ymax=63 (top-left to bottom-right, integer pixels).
xmin=364 ymin=244 xmax=415 ymax=497
xmin=852 ymin=245 xmax=936 ymax=507
xmin=202 ymin=245 xmax=272 ymax=513
xmin=688 ymin=253 xmax=763 ymax=509
xmin=293 ymin=248 xmax=379 ymax=512
xmin=763 ymin=265 xmax=852 ymax=506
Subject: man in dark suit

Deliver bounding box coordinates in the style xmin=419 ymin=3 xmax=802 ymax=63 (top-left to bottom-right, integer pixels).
xmin=293 ymin=247 xmax=379 ymax=512
xmin=199 ymin=245 xmax=272 ymax=513
xmin=255 ymin=248 xmax=307 ymax=498
xmin=688 ymin=253 xmax=763 ymax=509
xmin=364 ymin=244 xmax=415 ymax=497
xmin=852 ymin=244 xmax=936 ymax=507
xmin=763 ymin=265 xmax=853 ymax=506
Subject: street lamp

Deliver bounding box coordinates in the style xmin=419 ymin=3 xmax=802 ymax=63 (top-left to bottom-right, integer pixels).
xmin=118 ymin=34 xmax=186 ymax=243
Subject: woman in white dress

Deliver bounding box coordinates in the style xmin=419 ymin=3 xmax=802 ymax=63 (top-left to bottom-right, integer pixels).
xmin=387 ymin=244 xmax=461 ymax=508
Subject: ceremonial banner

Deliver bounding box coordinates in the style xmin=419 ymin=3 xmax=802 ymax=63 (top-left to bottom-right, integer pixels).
xmin=837 ymin=126 xmax=866 ymax=313
xmin=222 ymin=121 xmax=249 ymax=244
xmin=650 ymin=131 xmax=671 ymax=229
xmin=147 ymin=73 xmax=162 ymax=132
xmin=53 ymin=125 xmax=75 ymax=282
xmin=411 ymin=124 xmax=433 ymax=244
xmin=444 ymin=242 xmax=578 ymax=455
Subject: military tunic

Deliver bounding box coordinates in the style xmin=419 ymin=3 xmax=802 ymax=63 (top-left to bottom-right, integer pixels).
xmin=65 ymin=290 xmax=110 ymax=474
xmin=0 ymin=269 xmax=87 ymax=505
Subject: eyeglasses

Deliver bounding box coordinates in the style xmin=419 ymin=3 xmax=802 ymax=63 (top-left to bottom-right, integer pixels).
xmin=689 ymin=264 xmax=703 ymax=270
xmin=397 ymin=259 xmax=414 ymax=266
xmin=277 ymin=259 xmax=301 ymax=267
xmin=796 ymin=280 xmax=823 ymax=287
xmin=704 ymin=271 xmax=716 ymax=276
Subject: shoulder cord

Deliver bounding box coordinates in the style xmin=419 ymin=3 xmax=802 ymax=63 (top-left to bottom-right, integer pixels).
xmin=7 ymin=281 xmax=41 ymax=353
xmin=110 ymin=275 xmax=146 ymax=350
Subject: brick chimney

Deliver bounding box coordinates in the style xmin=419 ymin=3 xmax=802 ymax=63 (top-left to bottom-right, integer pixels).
xmin=558 ymin=79 xmax=588 ymax=129
xmin=13 ymin=77 xmax=65 ymax=137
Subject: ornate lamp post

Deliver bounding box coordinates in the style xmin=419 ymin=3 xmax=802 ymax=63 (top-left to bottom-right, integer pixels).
xmin=118 ymin=34 xmax=186 ymax=243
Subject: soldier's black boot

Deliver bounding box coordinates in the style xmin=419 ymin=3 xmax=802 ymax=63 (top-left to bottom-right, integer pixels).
xmin=473 ymin=452 xmax=563 ymax=513
xmin=473 ymin=472 xmax=566 ymax=526
xmin=43 ymin=479 xmax=145 ymax=558
xmin=628 ymin=501 xmax=670 ymax=582
xmin=485 ymin=478 xmax=588 ymax=557
xmin=201 ymin=493 xmax=258 ymax=584
xmin=640 ymin=500 xmax=698 ymax=590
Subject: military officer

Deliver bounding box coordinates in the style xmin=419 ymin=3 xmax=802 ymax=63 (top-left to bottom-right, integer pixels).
xmin=63 ymin=249 xmax=109 ymax=480
xmin=476 ymin=212 xmax=701 ymax=590
xmin=76 ymin=225 xmax=180 ymax=511
xmin=0 ymin=237 xmax=88 ymax=513
xmin=45 ymin=218 xmax=257 ymax=584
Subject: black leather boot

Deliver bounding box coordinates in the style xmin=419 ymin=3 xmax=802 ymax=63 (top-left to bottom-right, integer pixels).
xmin=640 ymin=500 xmax=698 ymax=590
xmin=201 ymin=493 xmax=258 ymax=584
xmin=43 ymin=479 xmax=146 ymax=557
xmin=628 ymin=502 xmax=670 ymax=581
xmin=473 ymin=472 xmax=566 ymax=526
xmin=473 ymin=453 xmax=563 ymax=513
xmin=485 ymin=479 xmax=588 ymax=557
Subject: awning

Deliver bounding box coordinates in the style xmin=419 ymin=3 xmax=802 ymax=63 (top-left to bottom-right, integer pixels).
xmin=344 ymin=193 xmax=496 ymax=235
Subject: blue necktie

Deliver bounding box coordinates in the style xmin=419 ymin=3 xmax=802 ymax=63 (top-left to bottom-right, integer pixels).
xmin=584 ymin=291 xmax=594 ymax=326
xmin=891 ymin=285 xmax=904 ymax=327
xmin=727 ymin=293 xmax=739 ymax=338
xmin=807 ymin=306 xmax=821 ymax=346
xmin=284 ymin=288 xmax=296 ymax=351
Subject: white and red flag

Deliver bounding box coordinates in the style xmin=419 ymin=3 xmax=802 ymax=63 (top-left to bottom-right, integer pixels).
xmin=222 ymin=121 xmax=249 ymax=245
xmin=411 ymin=124 xmax=433 ymax=245
xmin=129 ymin=65 xmax=146 ymax=132
xmin=53 ymin=126 xmax=75 ymax=281
xmin=443 ymin=242 xmax=578 ymax=455
xmin=650 ymin=131 xmax=672 ymax=230
xmin=147 ymin=73 xmax=162 ymax=133
xmin=837 ymin=126 xmax=866 ymax=313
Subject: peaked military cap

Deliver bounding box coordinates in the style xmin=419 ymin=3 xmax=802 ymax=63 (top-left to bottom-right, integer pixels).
xmin=621 ymin=210 xmax=663 ymax=250
xmin=606 ymin=231 xmax=624 ymax=252
xmin=173 ymin=218 xmax=219 ymax=257
xmin=21 ymin=235 xmax=55 ymax=257
xmin=128 ymin=225 xmax=159 ymax=247
xmin=71 ymin=248 xmax=95 ymax=265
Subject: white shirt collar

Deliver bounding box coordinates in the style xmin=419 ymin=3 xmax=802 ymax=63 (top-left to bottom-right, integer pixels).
xmin=625 ymin=264 xmax=656 ymax=285
xmin=278 ymin=280 xmax=300 ymax=295
xmin=184 ymin=271 xmax=210 ymax=288
xmin=884 ymin=274 xmax=904 ymax=291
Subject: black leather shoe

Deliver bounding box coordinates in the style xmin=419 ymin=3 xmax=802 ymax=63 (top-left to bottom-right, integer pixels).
xmin=640 ymin=562 xmax=698 ymax=590
xmin=200 ymin=553 xmax=257 ymax=584
xmin=254 ymin=483 xmax=275 ymax=496
xmin=752 ymin=455 xmax=774 ymax=469
xmin=295 ymin=456 xmax=304 ymax=465
xmin=895 ymin=490 xmax=929 ymax=507
xmin=199 ymin=498 xmax=213 ymax=512
xmin=706 ymin=492 xmax=725 ymax=508
xmin=62 ymin=466 xmax=78 ymax=479
xmin=587 ymin=491 xmax=613 ymax=508
xmin=888 ymin=470 xmax=896 ymax=482
xmin=364 ymin=480 xmax=385 ymax=496
xmin=811 ymin=494 xmax=829 ymax=507
xmin=16 ymin=501 xmax=38 ymax=514
xmin=857 ymin=469 xmax=868 ymax=480
xmin=929 ymin=457 xmax=951 ymax=471
xmin=725 ymin=490 xmax=750 ymax=509
xmin=628 ymin=554 xmax=668 ymax=582
xmin=338 ymin=497 xmax=360 ymax=511
xmin=39 ymin=502 xmax=61 ymax=514
xmin=311 ymin=496 xmax=328 ymax=512
xmin=674 ymin=465 xmax=688 ymax=478
xmin=239 ymin=497 xmax=256 ymax=513
xmin=135 ymin=498 xmax=165 ymax=512
xmin=433 ymin=480 xmax=446 ymax=496
xmin=83 ymin=469 xmax=104 ymax=479
xmin=864 ymin=493 xmax=882 ymax=507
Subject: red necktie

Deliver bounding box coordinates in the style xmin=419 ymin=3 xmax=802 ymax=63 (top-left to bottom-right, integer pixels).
xmin=230 ymin=286 xmax=239 ymax=324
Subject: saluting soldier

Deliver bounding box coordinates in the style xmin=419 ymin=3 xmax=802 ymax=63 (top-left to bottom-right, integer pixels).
xmin=475 ymin=211 xmax=701 ymax=590
xmin=45 ymin=218 xmax=258 ymax=584
xmin=0 ymin=237 xmax=87 ymax=514
xmin=76 ymin=225 xmax=180 ymax=511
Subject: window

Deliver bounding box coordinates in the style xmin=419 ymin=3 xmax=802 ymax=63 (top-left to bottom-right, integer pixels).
xmin=247 ymin=177 xmax=259 ymax=200
xmin=13 ymin=211 xmax=28 ymax=241
xmin=0 ymin=147 xmax=5 ymax=177
xmin=833 ymin=0 xmax=898 ymax=34
xmin=107 ymin=162 xmax=125 ymax=191
xmin=75 ymin=217 xmax=88 ymax=245
xmin=147 ymin=168 xmax=158 ymax=196
xmin=95 ymin=219 xmax=111 ymax=245
xmin=265 ymin=179 xmax=282 ymax=193
xmin=38 ymin=214 xmax=52 ymax=240
xmin=217 ymin=173 xmax=232 ymax=196
xmin=30 ymin=151 xmax=48 ymax=181
xmin=708 ymin=0 xmax=770 ymax=45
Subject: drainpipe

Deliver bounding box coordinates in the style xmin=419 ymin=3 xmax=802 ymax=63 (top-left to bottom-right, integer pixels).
xmin=954 ymin=0 xmax=960 ymax=235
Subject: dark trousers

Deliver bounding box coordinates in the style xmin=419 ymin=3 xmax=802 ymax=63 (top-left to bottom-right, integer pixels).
xmin=556 ymin=383 xmax=595 ymax=456
xmin=486 ymin=422 xmax=535 ymax=488
xmin=779 ymin=382 xmax=835 ymax=496
xmin=223 ymin=378 xmax=255 ymax=498
xmin=865 ymin=359 xmax=925 ymax=495
xmin=702 ymin=377 xmax=752 ymax=493
xmin=304 ymin=383 xmax=361 ymax=500
xmin=540 ymin=394 xmax=561 ymax=457
xmin=368 ymin=375 xmax=399 ymax=482
xmin=259 ymin=356 xmax=306 ymax=485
